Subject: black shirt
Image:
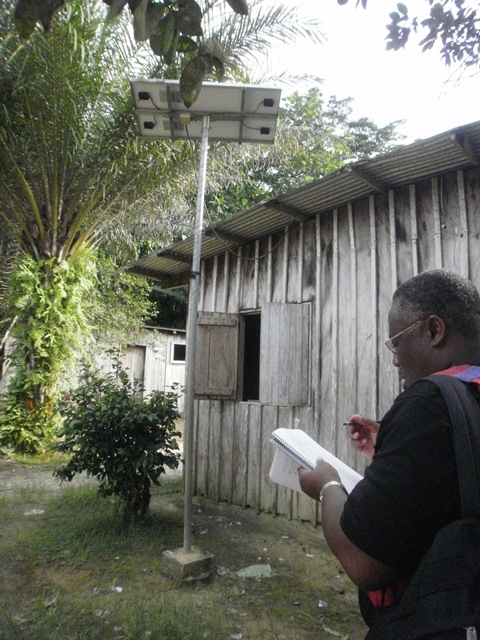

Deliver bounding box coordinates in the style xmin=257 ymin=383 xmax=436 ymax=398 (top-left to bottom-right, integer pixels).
xmin=340 ymin=379 xmax=471 ymax=575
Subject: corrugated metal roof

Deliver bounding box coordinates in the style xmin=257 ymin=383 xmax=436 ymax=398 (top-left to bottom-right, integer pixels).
xmin=126 ymin=120 xmax=480 ymax=287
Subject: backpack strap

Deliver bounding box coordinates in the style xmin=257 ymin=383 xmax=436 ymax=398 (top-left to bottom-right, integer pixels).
xmin=426 ymin=374 xmax=480 ymax=518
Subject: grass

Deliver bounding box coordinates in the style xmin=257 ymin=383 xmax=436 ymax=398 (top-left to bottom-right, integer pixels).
xmin=0 ymin=457 xmax=367 ymax=640
xmin=0 ymin=475 xmax=230 ymax=640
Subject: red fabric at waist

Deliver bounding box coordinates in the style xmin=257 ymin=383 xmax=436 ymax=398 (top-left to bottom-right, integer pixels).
xmin=367 ymin=577 xmax=411 ymax=608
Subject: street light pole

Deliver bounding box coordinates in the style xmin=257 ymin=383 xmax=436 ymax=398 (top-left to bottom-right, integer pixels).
xmin=183 ymin=115 xmax=210 ymax=553
xmin=129 ymin=80 xmax=281 ymax=570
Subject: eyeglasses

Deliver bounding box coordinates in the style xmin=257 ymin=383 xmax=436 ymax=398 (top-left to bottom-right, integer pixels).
xmin=384 ymin=319 xmax=424 ymax=354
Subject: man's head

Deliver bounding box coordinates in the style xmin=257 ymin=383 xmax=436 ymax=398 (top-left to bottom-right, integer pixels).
xmin=388 ymin=270 xmax=480 ymax=388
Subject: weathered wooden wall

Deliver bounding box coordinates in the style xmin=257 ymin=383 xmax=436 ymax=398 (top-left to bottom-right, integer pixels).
xmin=193 ymin=166 xmax=480 ymax=521
xmin=97 ymin=328 xmax=186 ymax=413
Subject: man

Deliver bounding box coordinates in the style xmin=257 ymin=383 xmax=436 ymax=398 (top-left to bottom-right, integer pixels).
xmin=298 ymin=269 xmax=480 ymax=631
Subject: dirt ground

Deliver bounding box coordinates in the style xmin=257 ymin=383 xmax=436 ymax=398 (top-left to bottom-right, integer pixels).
xmin=0 ymin=458 xmax=368 ymax=640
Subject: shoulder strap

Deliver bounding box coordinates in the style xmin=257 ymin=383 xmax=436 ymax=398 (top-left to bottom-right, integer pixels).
xmin=426 ymin=374 xmax=480 ymax=518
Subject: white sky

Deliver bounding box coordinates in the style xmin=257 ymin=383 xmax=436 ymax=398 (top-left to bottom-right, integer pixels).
xmin=267 ymin=0 xmax=480 ymax=143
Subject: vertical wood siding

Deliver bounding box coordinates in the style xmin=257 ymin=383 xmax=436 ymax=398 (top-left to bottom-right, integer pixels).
xmin=193 ymin=166 xmax=480 ymax=522
xmin=95 ymin=330 xmax=186 ymax=412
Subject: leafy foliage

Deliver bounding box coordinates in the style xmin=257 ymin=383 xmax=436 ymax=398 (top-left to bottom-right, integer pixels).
xmin=205 ymin=87 xmax=404 ymax=220
xmin=0 ymin=0 xmax=188 ymax=447
xmin=339 ymin=0 xmax=480 ymax=72
xmin=54 ymin=357 xmax=182 ymax=522
xmin=88 ymin=253 xmax=156 ymax=344
xmin=0 ymin=1 xmax=187 ymax=264
xmin=10 ymin=0 xmax=325 ymax=107
xmin=0 ymin=376 xmax=59 ymax=455
xmin=0 ymin=251 xmax=95 ymax=454
xmin=148 ymin=286 xmax=188 ymax=329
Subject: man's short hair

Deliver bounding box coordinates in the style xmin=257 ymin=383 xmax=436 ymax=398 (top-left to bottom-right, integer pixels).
xmin=393 ymin=270 xmax=480 ymax=340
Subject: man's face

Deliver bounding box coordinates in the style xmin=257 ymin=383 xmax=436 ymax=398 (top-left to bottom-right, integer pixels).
xmin=387 ymin=302 xmax=437 ymax=389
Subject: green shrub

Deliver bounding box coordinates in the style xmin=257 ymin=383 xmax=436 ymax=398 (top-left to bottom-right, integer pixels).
xmin=54 ymin=357 xmax=182 ymax=522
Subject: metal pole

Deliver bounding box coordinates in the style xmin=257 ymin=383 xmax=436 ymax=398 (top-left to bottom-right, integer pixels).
xmin=183 ymin=115 xmax=210 ymax=554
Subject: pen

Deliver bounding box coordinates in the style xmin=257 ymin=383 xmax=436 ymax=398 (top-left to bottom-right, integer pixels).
xmin=342 ymin=420 xmax=381 ymax=426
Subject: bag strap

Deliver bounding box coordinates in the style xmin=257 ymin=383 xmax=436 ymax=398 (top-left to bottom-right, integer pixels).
xmin=426 ymin=374 xmax=480 ymax=518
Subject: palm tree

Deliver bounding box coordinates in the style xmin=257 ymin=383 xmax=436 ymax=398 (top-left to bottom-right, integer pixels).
xmin=0 ymin=1 xmax=188 ymax=450
xmin=0 ymin=0 xmax=325 ymax=452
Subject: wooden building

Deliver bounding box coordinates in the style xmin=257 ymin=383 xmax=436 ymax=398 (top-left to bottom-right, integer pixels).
xmin=0 ymin=327 xmax=186 ymax=414
xmin=97 ymin=327 xmax=186 ymax=414
xmin=127 ymin=121 xmax=480 ymax=522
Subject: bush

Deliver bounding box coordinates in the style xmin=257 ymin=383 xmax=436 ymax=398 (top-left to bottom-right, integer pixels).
xmin=54 ymin=357 xmax=182 ymax=522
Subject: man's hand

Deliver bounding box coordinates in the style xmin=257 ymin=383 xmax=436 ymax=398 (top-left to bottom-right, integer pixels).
xmin=345 ymin=414 xmax=379 ymax=461
xmin=298 ymin=459 xmax=341 ymax=501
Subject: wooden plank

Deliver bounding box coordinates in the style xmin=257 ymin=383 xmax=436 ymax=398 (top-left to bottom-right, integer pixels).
xmin=222 ymin=251 xmax=229 ymax=312
xmin=263 ymin=305 xmax=276 ymax=404
xmin=415 ymin=176 xmax=437 ymax=273
xmin=343 ymin=198 xmax=375 ymax=473
xmin=300 ymin=303 xmax=311 ymax=406
xmin=394 ymin=185 xmax=416 ymax=285
xmin=314 ymin=215 xmax=322 ymax=443
xmin=318 ymin=213 xmax=335 ymax=454
xmin=235 ymin=247 xmax=242 ymax=311
xmin=218 ymin=401 xmax=234 ymax=503
xmin=465 ymin=168 xmax=480 ymax=285
xmin=254 ymin=239 xmax=259 ymax=308
xmin=288 ymin=304 xmax=299 ymax=404
xmin=246 ymin=403 xmax=262 ymax=509
xmin=278 ymin=306 xmax=290 ymax=403
xmin=194 ymin=399 xmax=210 ymax=496
xmin=375 ymin=191 xmax=400 ymax=415
xmin=409 ymin=184 xmax=419 ymax=276
xmin=388 ymin=190 xmax=398 ymax=291
xmin=267 ymin=235 xmax=273 ymax=303
xmin=207 ymin=400 xmax=221 ymax=501
xmin=257 ymin=237 xmax=270 ymax=307
xmin=439 ymin=171 xmax=470 ymax=275
xmin=286 ymin=223 xmax=301 ymax=303
xmin=291 ymin=407 xmax=319 ymax=523
xmin=388 ymin=190 xmax=402 ymax=398
xmin=260 ymin=404 xmax=278 ymax=513
xmin=240 ymin=243 xmax=256 ymax=310
xmin=328 ymin=209 xmax=339 ymax=455
xmin=282 ymin=226 xmax=289 ymax=303
xmin=302 ymin=218 xmax=316 ymax=301
xmin=273 ymin=406 xmax=294 ymax=518
xmin=192 ymin=399 xmax=199 ymax=494
xmin=431 ymin=177 xmax=443 ymax=269
xmin=232 ymin=404 xmax=249 ymax=508
xmin=199 ymin=261 xmax=206 ymax=310
xmin=298 ymin=222 xmax=304 ymax=301
xmin=369 ymin=196 xmax=379 ymax=426
xmin=436 ymin=172 xmax=459 ymax=272
xmin=271 ymin=229 xmax=286 ymax=302
xmin=336 ymin=205 xmax=356 ymax=464
xmin=457 ymin=170 xmax=469 ymax=277
xmin=211 ymin=254 xmax=218 ymax=311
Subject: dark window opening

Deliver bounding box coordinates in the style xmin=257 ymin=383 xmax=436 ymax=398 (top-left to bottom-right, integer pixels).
xmin=242 ymin=314 xmax=261 ymax=401
xmin=172 ymin=342 xmax=186 ymax=363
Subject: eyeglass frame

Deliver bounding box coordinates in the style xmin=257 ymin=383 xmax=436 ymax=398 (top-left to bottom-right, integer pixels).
xmin=384 ymin=319 xmax=424 ymax=354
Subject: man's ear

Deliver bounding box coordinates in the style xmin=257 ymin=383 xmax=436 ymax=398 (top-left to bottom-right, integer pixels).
xmin=426 ymin=315 xmax=446 ymax=346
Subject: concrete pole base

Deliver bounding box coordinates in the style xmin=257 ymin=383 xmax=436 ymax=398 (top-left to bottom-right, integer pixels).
xmin=162 ymin=546 xmax=214 ymax=581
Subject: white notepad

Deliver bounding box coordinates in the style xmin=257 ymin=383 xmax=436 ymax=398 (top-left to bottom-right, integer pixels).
xmin=269 ymin=428 xmax=363 ymax=494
